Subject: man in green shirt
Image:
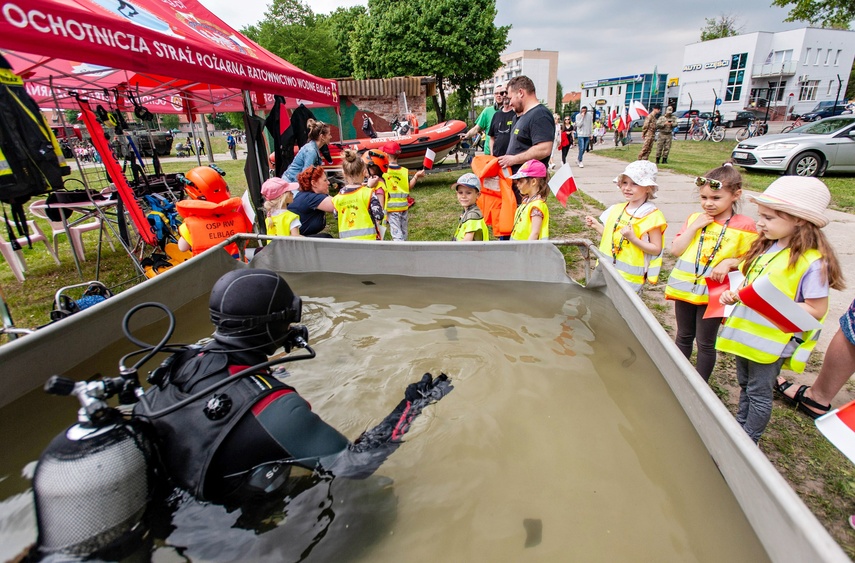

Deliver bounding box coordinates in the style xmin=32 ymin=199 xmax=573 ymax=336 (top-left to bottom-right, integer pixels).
xmin=459 ymin=83 xmax=505 ymax=156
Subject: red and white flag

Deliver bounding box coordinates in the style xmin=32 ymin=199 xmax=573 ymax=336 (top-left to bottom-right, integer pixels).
xmin=547 ymin=162 xmax=577 ymax=207
xmin=608 ymin=109 xmax=616 ymax=129
xmin=816 ymin=400 xmax=855 ymax=465
xmin=423 ymin=148 xmax=436 ymax=170
xmin=628 ymin=100 xmax=649 ymax=122
xmin=738 ymin=275 xmax=823 ymax=333
xmin=703 ymin=270 xmax=744 ymax=319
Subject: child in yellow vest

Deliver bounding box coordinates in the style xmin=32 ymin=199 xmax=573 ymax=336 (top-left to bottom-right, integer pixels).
xmin=261 ymin=177 xmax=301 ymax=236
xmin=332 ymin=149 xmax=385 ymax=240
xmin=584 ymin=160 xmax=667 ymax=293
xmin=381 ymin=141 xmax=424 ymax=241
xmin=452 ymin=173 xmax=489 ymax=241
xmin=665 ymin=163 xmax=757 ymax=381
xmin=717 ymin=177 xmax=845 ymax=442
xmin=509 ymin=160 xmax=549 ymax=240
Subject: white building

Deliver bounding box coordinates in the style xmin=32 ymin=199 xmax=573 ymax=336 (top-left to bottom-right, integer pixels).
xmin=678 ymin=28 xmax=855 ymax=119
xmin=578 ymin=73 xmax=669 ymax=120
xmin=474 ymin=49 xmax=558 ymax=109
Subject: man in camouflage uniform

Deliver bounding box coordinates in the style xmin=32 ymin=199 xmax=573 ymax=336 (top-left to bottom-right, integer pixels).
xmin=637 ymin=105 xmax=660 ymax=161
xmin=655 ymin=106 xmax=677 ymax=164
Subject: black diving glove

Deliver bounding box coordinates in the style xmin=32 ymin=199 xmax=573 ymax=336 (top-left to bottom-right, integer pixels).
xmin=328 ymin=373 xmax=453 ymax=478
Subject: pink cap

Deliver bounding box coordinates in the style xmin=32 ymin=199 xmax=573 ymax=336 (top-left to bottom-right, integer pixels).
xmin=510 ymin=159 xmax=548 ymax=179
xmin=261 ymin=177 xmax=299 ymax=201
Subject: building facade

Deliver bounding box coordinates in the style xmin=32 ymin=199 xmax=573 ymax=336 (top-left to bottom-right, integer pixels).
xmin=678 ymin=28 xmax=855 ymax=119
xmin=474 ymin=49 xmax=559 ymax=109
xmin=578 ymin=72 xmax=669 ymax=120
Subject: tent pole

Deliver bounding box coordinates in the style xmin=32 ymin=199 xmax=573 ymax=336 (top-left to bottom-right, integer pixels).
xmin=242 ymin=90 xmax=267 ymax=234
xmin=199 ymin=113 xmax=214 ymax=164
xmin=184 ymin=97 xmax=202 ymax=166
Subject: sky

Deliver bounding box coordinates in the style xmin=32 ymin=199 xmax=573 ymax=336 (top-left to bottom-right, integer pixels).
xmin=208 ymin=0 xmax=815 ymax=90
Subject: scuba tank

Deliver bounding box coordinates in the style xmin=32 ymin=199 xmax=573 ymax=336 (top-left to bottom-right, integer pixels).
xmin=33 ymin=376 xmax=156 ymax=560
xmin=30 ymin=302 xmax=174 ymax=560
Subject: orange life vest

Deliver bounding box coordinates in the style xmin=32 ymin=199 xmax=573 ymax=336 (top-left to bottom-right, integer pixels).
xmin=176 ymin=197 xmax=252 ymax=257
xmin=471 ymin=155 xmax=517 ymax=238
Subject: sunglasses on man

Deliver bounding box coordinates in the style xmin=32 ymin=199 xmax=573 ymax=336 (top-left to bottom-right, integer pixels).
xmin=694 ymin=176 xmax=723 ymax=190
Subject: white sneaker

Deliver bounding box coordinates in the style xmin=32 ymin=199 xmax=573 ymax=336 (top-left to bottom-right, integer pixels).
xmin=579 ymin=162 xmax=584 ymax=168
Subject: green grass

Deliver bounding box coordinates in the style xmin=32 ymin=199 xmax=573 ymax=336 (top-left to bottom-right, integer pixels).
xmin=597 ymin=139 xmax=855 ymax=213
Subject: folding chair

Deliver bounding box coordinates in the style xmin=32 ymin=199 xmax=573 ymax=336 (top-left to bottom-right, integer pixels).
xmin=30 ymin=198 xmax=115 ymax=262
xmin=1 ymin=217 xmax=60 ymax=282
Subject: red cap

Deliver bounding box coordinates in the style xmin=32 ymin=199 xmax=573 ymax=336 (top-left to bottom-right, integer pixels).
xmin=381 ymin=141 xmax=402 ymax=155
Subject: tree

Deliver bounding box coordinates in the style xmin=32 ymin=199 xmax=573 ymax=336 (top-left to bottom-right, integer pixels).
xmin=160 ymin=114 xmax=179 ymax=130
xmin=209 ymin=113 xmax=232 ymax=131
xmin=700 ymin=14 xmax=744 ymax=41
xmin=555 ymin=80 xmax=563 ymax=114
xmin=318 ymin=6 xmax=367 ymax=78
xmin=350 ymin=0 xmax=510 ymax=121
xmin=242 ymin=0 xmax=344 ymax=78
xmin=771 ymin=0 xmax=855 ymax=28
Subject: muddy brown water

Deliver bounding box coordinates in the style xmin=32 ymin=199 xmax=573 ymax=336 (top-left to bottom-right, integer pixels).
xmin=0 ymin=273 xmax=769 ymax=561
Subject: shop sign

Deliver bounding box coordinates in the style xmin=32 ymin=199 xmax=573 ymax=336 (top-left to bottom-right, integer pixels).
xmin=683 ymin=59 xmax=730 ymax=72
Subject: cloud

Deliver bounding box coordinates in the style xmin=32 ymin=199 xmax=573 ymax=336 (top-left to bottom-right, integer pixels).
xmin=209 ymin=0 xmax=823 ymax=92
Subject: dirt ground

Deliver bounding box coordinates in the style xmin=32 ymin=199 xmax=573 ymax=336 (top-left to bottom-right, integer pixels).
xmin=561 ymin=205 xmax=855 ymax=557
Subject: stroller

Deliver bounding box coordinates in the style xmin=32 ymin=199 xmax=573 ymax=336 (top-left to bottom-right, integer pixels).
xmin=174 ymin=142 xmax=191 ymax=158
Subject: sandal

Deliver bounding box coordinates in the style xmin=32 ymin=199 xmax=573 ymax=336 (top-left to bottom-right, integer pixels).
xmin=774 ymin=378 xmax=802 ymax=407
xmin=793 ymin=386 xmax=831 ymax=420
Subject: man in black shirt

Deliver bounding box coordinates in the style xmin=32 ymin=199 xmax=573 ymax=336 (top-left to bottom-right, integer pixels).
xmin=497 ymin=75 xmax=554 ymax=173
xmin=488 ymin=87 xmax=516 ymax=157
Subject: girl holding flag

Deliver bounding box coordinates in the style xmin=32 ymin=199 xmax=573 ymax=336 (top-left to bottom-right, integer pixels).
xmin=717 ymin=177 xmax=845 ymax=442
xmin=665 ymin=163 xmax=757 ymax=382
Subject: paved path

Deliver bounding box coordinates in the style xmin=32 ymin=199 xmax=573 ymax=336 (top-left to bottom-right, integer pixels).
xmin=570 ymin=151 xmax=855 ymax=354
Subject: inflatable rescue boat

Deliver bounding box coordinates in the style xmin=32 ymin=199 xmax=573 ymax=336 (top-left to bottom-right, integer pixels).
xmin=332 ymin=120 xmax=467 ymax=168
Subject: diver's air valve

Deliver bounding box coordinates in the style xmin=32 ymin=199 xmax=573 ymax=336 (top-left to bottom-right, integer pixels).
xmin=32 ymin=375 xmax=155 ymax=560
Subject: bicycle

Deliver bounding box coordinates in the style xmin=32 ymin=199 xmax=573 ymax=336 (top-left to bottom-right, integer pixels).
xmin=735 ymin=119 xmax=767 ymax=142
xmin=692 ymin=121 xmax=725 ymax=142
xmin=780 ymin=115 xmax=804 ymax=134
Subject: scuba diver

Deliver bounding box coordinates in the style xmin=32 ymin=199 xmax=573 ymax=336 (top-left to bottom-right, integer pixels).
xmin=134 ymin=268 xmax=453 ymax=503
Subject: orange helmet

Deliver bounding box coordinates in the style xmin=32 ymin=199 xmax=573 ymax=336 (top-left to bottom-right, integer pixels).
xmin=362 ymin=150 xmax=389 ymax=174
xmin=184 ymin=165 xmax=229 ymax=202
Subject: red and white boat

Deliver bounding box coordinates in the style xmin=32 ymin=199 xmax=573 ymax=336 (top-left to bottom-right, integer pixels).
xmin=330 ymin=120 xmax=467 ymax=169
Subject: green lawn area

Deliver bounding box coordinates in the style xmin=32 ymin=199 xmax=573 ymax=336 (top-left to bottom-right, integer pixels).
xmin=1 ymin=162 xmax=593 ymax=331
xmin=597 ymin=138 xmax=855 ymax=213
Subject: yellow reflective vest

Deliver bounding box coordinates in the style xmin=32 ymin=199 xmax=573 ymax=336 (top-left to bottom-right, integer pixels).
xmin=265 ymin=210 xmax=301 ymax=236
xmin=333 ymin=185 xmax=377 ymax=240
xmin=665 ymin=213 xmax=757 ymax=304
xmin=716 ymin=248 xmax=824 ymax=372
xmin=598 ymin=203 xmax=667 ymax=292
xmin=383 ymin=166 xmax=409 ymax=213
xmin=511 ymin=198 xmax=549 ymax=240
xmin=454 ymin=206 xmax=489 ymax=241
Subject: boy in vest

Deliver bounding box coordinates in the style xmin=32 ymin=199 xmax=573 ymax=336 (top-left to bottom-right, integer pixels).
xmin=381 ymin=141 xmax=424 ymax=241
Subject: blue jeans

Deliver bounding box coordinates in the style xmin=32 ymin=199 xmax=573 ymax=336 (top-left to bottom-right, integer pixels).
xmin=577 ymin=137 xmax=590 ymax=162
xmin=735 ymin=356 xmax=785 ymax=442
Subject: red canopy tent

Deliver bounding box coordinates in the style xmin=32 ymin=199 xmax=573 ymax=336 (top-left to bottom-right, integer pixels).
xmin=0 ymin=0 xmax=339 ymax=111
xmin=0 ymin=0 xmax=340 ymax=269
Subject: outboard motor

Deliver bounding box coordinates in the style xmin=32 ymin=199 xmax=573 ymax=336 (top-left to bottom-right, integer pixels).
xmin=32 ymin=375 xmax=156 ymax=560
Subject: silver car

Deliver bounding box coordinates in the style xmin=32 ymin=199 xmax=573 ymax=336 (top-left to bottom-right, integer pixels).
xmin=731 ymin=116 xmax=855 ymax=176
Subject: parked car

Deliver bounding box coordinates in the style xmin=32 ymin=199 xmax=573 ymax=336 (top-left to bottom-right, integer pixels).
xmin=674 ymin=111 xmax=713 ymax=133
xmin=731 ymin=115 xmax=855 ymax=176
xmin=722 ymin=111 xmax=758 ymax=128
xmin=801 ymin=101 xmax=849 ymax=122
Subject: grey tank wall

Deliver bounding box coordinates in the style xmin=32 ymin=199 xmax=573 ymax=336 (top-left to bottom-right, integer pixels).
xmin=0 ymin=236 xmax=847 ymax=561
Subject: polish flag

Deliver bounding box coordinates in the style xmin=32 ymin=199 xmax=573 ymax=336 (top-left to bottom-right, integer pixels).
xmin=816 ymin=399 xmax=855 ymax=465
xmin=423 ymin=148 xmax=436 ymax=170
xmin=634 ymin=101 xmax=649 ymax=117
xmin=703 ymin=270 xmax=744 ymax=319
xmin=738 ymin=275 xmax=823 ymax=332
xmin=547 ymin=162 xmax=577 ymax=207
xmin=608 ymin=109 xmax=616 ymax=129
